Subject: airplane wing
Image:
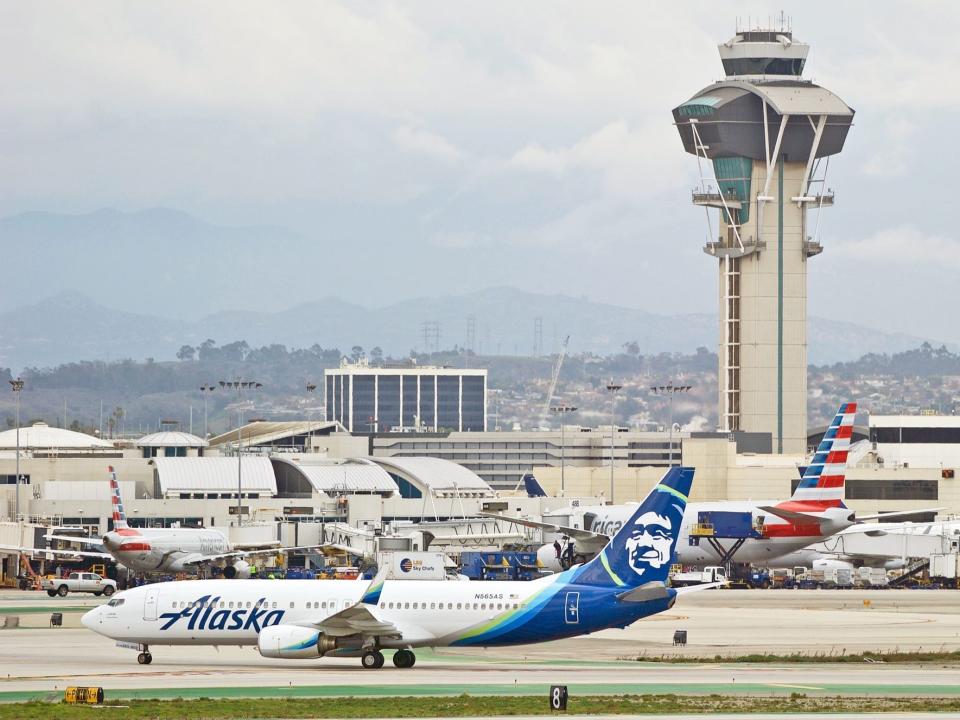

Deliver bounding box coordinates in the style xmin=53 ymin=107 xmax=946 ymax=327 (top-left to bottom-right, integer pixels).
xmin=297 ymin=569 xmax=402 ymax=639
xmin=856 ymin=508 xmax=946 ymax=522
xmin=181 ymin=543 xmax=362 ymax=566
xmin=0 ymin=544 xmax=113 ymax=560
xmin=758 ymin=505 xmax=824 ymax=525
xmin=478 ymin=513 xmax=607 ymax=541
xmin=44 ymin=534 xmax=104 ymax=547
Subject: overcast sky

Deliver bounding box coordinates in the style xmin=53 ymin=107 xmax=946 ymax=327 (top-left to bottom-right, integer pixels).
xmin=1 ymin=2 xmax=958 ymax=342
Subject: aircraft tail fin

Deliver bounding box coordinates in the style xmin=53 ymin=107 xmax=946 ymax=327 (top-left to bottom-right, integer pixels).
xmin=573 ymin=467 xmax=692 ymax=588
xmin=791 ymin=402 xmax=856 ymax=507
xmin=522 ymin=473 xmax=547 ymax=498
xmin=108 ymin=466 xmax=129 ymax=530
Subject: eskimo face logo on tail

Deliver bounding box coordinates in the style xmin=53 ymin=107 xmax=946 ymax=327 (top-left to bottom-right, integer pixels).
xmin=158 ymin=595 xmax=284 ymax=632
xmin=623 ymin=511 xmax=675 ymax=578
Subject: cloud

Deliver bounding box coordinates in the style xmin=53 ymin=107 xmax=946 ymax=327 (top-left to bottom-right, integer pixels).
xmin=860 ymin=117 xmax=916 ymax=178
xmin=832 ymin=225 xmax=960 ymax=268
xmin=507 ymin=120 xmax=685 ymax=198
xmin=394 ymin=126 xmax=465 ymax=164
xmin=429 ymin=230 xmax=491 ymax=249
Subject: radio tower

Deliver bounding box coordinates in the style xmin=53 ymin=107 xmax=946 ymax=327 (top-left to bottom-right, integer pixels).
xmin=672 ymin=20 xmax=853 ymax=453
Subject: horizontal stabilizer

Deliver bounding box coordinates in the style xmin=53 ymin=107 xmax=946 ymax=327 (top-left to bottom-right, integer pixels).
xmin=675 ymin=581 xmax=726 ymax=594
xmin=759 ymin=505 xmax=823 ymax=525
xmin=616 ymin=581 xmax=670 ymax=603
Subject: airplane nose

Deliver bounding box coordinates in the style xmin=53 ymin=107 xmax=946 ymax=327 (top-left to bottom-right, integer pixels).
xmin=81 ymin=607 xmax=100 ymax=630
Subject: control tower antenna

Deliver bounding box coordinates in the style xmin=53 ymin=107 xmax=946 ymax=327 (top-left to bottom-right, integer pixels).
xmin=672 ymin=24 xmax=854 ymax=454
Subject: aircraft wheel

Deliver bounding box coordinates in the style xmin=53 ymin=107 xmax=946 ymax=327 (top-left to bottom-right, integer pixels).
xmin=361 ymin=650 xmax=383 ymax=669
xmin=392 ymin=649 xmax=416 ymax=668
xmin=137 ymin=652 xmax=152 ymax=665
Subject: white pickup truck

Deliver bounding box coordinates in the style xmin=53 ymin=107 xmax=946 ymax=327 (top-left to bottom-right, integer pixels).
xmin=41 ymin=572 xmax=117 ymax=597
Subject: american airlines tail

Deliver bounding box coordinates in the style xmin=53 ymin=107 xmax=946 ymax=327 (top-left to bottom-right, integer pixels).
xmin=572 ymin=466 xmax=692 ymax=588
xmin=108 ymin=466 xmax=132 ymax=531
xmin=790 ymin=402 xmax=857 ymax=508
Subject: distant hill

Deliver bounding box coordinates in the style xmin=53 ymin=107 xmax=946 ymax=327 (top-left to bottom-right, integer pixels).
xmin=0 ymin=287 xmax=945 ymax=371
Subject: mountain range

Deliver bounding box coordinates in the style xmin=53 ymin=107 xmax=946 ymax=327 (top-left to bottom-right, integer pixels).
xmin=0 ymin=287 xmax=943 ymax=372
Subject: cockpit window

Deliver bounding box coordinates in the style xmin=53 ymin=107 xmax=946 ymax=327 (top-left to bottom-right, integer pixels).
xmin=107 ymin=598 xmax=125 ymax=607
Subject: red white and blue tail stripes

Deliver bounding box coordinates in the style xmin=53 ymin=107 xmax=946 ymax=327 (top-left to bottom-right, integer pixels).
xmin=791 ymin=403 xmax=857 ymax=506
xmin=108 ymin=465 xmax=131 ymax=531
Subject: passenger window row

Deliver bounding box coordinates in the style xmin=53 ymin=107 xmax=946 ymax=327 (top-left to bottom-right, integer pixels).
xmin=378 ymin=601 xmax=522 ymax=611
xmin=171 ymin=599 xmax=278 ymax=610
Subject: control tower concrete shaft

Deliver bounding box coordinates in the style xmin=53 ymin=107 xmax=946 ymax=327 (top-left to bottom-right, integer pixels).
xmin=672 ymin=26 xmax=854 ymax=454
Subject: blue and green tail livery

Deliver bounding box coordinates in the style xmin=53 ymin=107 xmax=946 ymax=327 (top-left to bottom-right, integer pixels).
xmin=573 ymin=467 xmax=692 ymax=588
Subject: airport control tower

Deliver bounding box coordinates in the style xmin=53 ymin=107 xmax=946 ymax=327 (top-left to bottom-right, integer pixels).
xmin=672 ymin=23 xmax=854 ymax=454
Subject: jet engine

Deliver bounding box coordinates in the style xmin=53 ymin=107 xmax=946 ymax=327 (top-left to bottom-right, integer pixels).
xmin=536 ymin=544 xmax=563 ymax=573
xmin=223 ymin=560 xmax=251 ymax=579
xmin=812 ymin=557 xmax=855 ymax=572
xmin=258 ymin=625 xmax=340 ymax=659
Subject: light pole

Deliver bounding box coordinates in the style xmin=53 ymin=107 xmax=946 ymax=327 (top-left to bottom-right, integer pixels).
xmin=219 ymin=379 xmax=262 ymax=526
xmin=550 ymin=404 xmax=577 ymax=493
xmin=9 ymin=378 xmax=23 ymax=582
xmin=650 ymin=383 xmax=692 ymax=466
xmin=199 ymin=384 xmax=215 ymax=439
xmin=605 ymin=382 xmax=622 ymax=503
xmin=306 ymin=382 xmax=317 ymax=422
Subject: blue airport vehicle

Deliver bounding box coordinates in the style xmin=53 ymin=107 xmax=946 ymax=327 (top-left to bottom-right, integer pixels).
xmin=459 ymin=551 xmax=543 ymax=581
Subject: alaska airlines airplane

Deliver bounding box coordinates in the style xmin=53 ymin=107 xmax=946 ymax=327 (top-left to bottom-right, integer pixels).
xmin=509 ymin=404 xmax=862 ymax=570
xmin=82 ymin=467 xmax=705 ymax=669
xmin=44 ymin=468 xmax=318 ymax=577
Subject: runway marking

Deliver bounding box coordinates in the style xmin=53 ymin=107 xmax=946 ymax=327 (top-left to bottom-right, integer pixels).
xmin=767 ymin=683 xmax=825 ymax=691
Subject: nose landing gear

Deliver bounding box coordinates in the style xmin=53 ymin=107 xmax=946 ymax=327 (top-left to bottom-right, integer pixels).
xmin=137 ymin=651 xmax=153 ymax=665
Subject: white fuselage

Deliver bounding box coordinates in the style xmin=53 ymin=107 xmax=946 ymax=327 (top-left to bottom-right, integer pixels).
xmin=103 ymin=528 xmax=231 ymax=574
xmin=84 ymin=576 xmax=557 ymax=648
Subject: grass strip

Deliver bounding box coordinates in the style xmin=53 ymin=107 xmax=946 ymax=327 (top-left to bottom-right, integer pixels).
xmin=634 ymin=649 xmax=960 ymax=664
xmin=4 ymin=693 xmax=960 ymax=719
xmin=0 ymin=607 xmax=87 ymax=615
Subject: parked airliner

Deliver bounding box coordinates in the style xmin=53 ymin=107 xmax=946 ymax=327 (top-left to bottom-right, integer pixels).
xmin=44 ymin=468 xmax=317 ymax=577
xmin=504 ymin=403 xmax=863 ymax=569
xmin=82 ymin=467 xmax=709 ymax=668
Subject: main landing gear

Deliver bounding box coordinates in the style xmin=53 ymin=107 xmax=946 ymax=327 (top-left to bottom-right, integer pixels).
xmin=137 ymin=650 xmax=153 ymax=665
xmin=360 ymin=649 xmax=416 ymax=669
xmin=392 ymin=649 xmax=416 ymax=669
xmin=361 ymin=650 xmax=385 ymax=669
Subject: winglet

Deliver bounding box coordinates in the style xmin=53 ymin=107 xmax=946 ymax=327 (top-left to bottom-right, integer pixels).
xmin=360 ymin=566 xmax=388 ymax=605
xmin=522 ymin=473 xmax=548 ymax=498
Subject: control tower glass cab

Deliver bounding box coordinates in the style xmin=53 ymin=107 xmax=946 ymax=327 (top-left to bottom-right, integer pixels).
xmin=672 ymin=26 xmax=854 ymax=454
xmin=718 ymin=29 xmax=809 ymax=79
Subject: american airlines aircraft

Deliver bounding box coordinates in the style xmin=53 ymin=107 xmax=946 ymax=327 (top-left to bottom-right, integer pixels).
xmin=44 ymin=468 xmax=318 ymax=577
xmin=82 ymin=467 xmax=709 ymax=668
xmin=503 ymin=403 xmax=863 ymax=570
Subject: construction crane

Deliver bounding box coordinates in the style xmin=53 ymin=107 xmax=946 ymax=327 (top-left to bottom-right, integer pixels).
xmin=540 ymin=335 xmax=570 ymax=427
